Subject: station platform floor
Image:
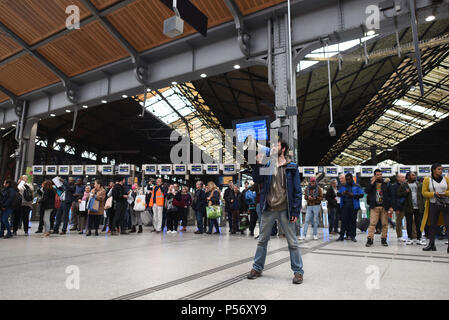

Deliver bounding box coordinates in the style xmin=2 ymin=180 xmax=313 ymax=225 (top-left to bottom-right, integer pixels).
xmin=1 ymin=222 xmax=448 ymax=300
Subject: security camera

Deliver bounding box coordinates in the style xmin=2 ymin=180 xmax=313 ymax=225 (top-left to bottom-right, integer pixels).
xmin=328 ymin=123 xmax=336 ymax=137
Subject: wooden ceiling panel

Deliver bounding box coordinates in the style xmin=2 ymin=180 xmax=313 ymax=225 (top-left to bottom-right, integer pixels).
xmin=236 ymin=0 xmax=286 ymax=15
xmin=37 ymin=21 xmax=129 ymax=77
xmin=0 ymin=0 xmax=91 ymax=45
xmin=0 ymin=33 xmax=22 ymax=61
xmin=90 ymin=0 xmax=121 ymax=10
xmin=106 ymin=0 xmax=233 ymax=52
xmin=0 ymin=92 xmax=8 ymax=103
xmin=0 ymin=54 xmax=60 ymax=96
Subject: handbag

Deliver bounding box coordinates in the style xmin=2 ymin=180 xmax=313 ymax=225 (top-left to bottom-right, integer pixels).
xmin=104 ymin=196 xmax=113 ymax=210
xmin=133 ymin=195 xmax=146 ymax=211
xmin=206 ymin=205 xmax=222 ymax=219
xmin=431 ymin=178 xmax=449 ymax=211
xmin=88 ymin=196 xmax=99 ymax=213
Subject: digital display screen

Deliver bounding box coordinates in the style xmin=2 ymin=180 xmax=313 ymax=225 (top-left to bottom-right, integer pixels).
xmin=344 ymin=168 xmax=354 ymax=174
xmin=418 ymin=167 xmax=430 ymax=174
xmin=443 ymin=166 xmax=449 ymax=174
xmin=34 ymin=167 xmax=42 ymax=173
xmin=47 ymin=167 xmax=56 ymax=173
xmin=362 ymin=168 xmax=373 ymax=174
xmin=235 ymin=119 xmax=268 ymax=143
xmin=303 ymin=168 xmax=315 ymax=175
xmin=146 ymin=166 xmax=156 ymax=173
xmin=86 ymin=167 xmax=96 ymax=173
xmin=191 ymin=166 xmax=202 ymax=172
xmin=103 ymin=167 xmax=111 ymax=173
xmin=224 ymin=165 xmax=235 ymax=172
xmin=175 ymin=165 xmax=186 ymax=172
xmin=381 ymin=168 xmax=392 ymax=174
xmin=73 ymin=167 xmax=82 ymax=173
xmin=119 ymin=167 xmax=129 ymax=173
xmin=207 ymin=166 xmax=218 ymax=171
xmin=326 ymin=168 xmax=337 ymax=174
xmin=400 ymin=167 xmax=411 ymax=174
xmin=60 ymin=167 xmax=69 ymax=173
xmin=161 ymin=166 xmax=171 ymax=172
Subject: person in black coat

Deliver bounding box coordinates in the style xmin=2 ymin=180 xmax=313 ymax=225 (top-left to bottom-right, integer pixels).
xmin=325 ymin=179 xmax=339 ymax=234
xmin=38 ymin=180 xmax=56 ymax=237
xmin=193 ymin=181 xmax=207 ymax=234
xmin=53 ymin=177 xmax=76 ymax=234
xmin=224 ymin=180 xmax=235 ymax=233
xmin=0 ymin=179 xmax=17 ymax=239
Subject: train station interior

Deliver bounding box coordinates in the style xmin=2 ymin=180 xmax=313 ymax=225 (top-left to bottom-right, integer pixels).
xmin=0 ymin=0 xmax=448 ymax=302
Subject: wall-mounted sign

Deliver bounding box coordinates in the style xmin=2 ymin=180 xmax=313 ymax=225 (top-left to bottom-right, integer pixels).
xmin=189 ymin=164 xmax=203 ymax=175
xmin=380 ymin=166 xmax=394 ymax=177
xmin=442 ymin=164 xmax=449 ymax=176
xmin=71 ymin=165 xmax=84 ymax=175
xmin=398 ymin=165 xmax=416 ymax=175
xmin=173 ymin=164 xmax=187 ymax=175
xmin=158 ymin=164 xmax=173 ymax=175
xmin=342 ymin=167 xmax=356 ymax=175
xmin=45 ymin=165 xmax=57 ymax=175
xmin=301 ymin=167 xmax=316 ymax=177
xmin=58 ymin=165 xmax=70 ymax=176
xmin=85 ymin=165 xmax=97 ymax=175
xmin=205 ymin=164 xmax=219 ymax=175
xmin=324 ymin=166 xmax=339 ymax=177
xmin=222 ymin=164 xmax=237 ymax=175
xmin=32 ymin=166 xmax=44 ymax=175
xmin=417 ymin=165 xmax=431 ymax=177
xmin=118 ymin=164 xmax=133 ymax=175
xmin=360 ymin=166 xmax=377 ymax=177
xmin=143 ymin=165 xmax=157 ymax=175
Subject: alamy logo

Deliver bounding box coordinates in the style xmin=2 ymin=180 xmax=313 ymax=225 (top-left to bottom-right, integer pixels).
xmin=66 ymin=5 xmax=80 ymax=30
xmin=365 ymin=265 xmax=380 ymax=290
xmin=365 ymin=5 xmax=380 ymax=32
xmin=65 ymin=265 xmax=80 ymax=290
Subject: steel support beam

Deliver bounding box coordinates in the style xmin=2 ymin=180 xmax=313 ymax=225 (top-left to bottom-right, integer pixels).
xmin=224 ymin=0 xmax=250 ymax=58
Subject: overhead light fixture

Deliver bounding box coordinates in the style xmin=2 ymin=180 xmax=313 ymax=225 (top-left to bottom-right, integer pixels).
xmin=234 ymin=64 xmax=241 ymax=69
xmin=146 ymin=88 xmax=151 ymax=92
xmin=409 ymin=86 xmax=416 ymax=91
xmin=172 ymin=81 xmax=178 ymax=85
xmin=56 ymin=138 xmax=66 ymax=143
xmin=65 ymin=109 xmax=71 ymax=113
xmin=0 ymin=127 xmax=5 ymax=130
xmin=122 ymin=94 xmax=128 ymax=98
xmin=101 ymin=100 xmax=107 ymax=104
xmin=82 ymin=105 xmax=88 ymax=109
xmin=425 ymin=15 xmax=435 ymax=22
xmin=366 ymin=30 xmax=376 ymax=36
xmin=200 ymin=73 xmax=207 ymax=78
xmin=50 ymin=113 xmax=56 ymax=117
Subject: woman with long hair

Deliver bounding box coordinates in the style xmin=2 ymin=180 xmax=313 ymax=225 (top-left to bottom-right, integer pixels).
xmin=87 ymin=180 xmax=106 ymax=236
xmin=0 ymin=179 xmax=17 ymax=238
xmin=206 ymin=181 xmax=221 ymax=234
xmin=39 ymin=180 xmax=55 ymax=237
xmin=421 ymin=163 xmax=449 ymax=252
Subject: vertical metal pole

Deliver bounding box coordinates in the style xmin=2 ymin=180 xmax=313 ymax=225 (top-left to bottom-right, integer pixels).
xmin=409 ymin=0 xmax=424 ymax=96
xmin=287 ymin=0 xmax=294 ymax=106
xmin=327 ymin=44 xmax=334 ymax=126
xmin=267 ymin=19 xmax=274 ymax=92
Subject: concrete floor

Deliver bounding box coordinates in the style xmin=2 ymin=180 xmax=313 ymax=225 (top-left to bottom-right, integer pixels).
xmin=1 ymin=222 xmax=448 ymax=300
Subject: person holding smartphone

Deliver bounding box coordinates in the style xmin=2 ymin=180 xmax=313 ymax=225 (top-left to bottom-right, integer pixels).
xmin=247 ymin=139 xmax=304 ymax=285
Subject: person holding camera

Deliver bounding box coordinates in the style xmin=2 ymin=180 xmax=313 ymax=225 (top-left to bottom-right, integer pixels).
xmin=421 ymin=163 xmax=449 ymax=252
xmin=300 ymin=176 xmax=323 ymax=240
xmin=247 ymin=139 xmax=304 ymax=285
xmin=337 ymin=173 xmax=364 ymax=242
xmin=365 ymin=170 xmax=393 ymax=247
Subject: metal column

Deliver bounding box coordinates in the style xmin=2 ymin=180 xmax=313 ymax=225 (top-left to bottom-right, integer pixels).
xmin=269 ymin=14 xmax=298 ymax=161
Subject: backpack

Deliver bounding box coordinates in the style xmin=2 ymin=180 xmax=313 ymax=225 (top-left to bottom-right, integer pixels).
xmin=54 ymin=192 xmax=61 ymax=209
xmin=12 ymin=191 xmax=22 ymax=209
xmin=23 ymin=185 xmax=33 ymax=202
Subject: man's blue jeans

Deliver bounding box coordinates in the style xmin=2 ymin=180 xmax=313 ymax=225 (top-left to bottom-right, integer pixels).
xmin=0 ymin=208 xmax=13 ymax=235
xmin=54 ymin=201 xmax=71 ymax=232
xmin=303 ymin=205 xmax=320 ymax=237
xmin=195 ymin=209 xmax=204 ymax=233
xmin=256 ymin=203 xmax=262 ymax=231
xmin=253 ymin=210 xmax=304 ymax=275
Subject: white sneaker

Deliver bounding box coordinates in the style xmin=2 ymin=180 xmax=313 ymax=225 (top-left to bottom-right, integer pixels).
xmin=313 ymin=235 xmax=318 ymax=240
xmin=299 ymin=236 xmax=305 ymax=240
xmin=445 ymin=241 xmax=448 ymax=245
xmin=399 ymin=237 xmax=407 ymax=242
xmin=418 ymin=239 xmax=427 ymax=245
xmin=405 ymin=239 xmax=413 ymax=245
xmin=172 ymin=230 xmax=177 ymax=234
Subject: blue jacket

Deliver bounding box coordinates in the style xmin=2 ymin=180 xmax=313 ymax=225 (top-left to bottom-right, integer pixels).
xmin=337 ymin=183 xmax=364 ymax=210
xmin=252 ymin=161 xmax=302 ymax=219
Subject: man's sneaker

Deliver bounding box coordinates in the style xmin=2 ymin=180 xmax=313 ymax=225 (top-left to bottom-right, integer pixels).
xmin=172 ymin=230 xmax=177 ymax=234
xmin=194 ymin=231 xmax=202 ymax=234
xmin=336 ymin=236 xmax=344 ymax=241
xmin=365 ymin=238 xmax=374 ymax=247
xmin=350 ymin=237 xmax=357 ymax=242
xmin=399 ymin=238 xmax=407 ymax=242
xmin=59 ymin=231 xmax=66 ymax=235
xmin=292 ymin=273 xmax=303 ymax=285
xmin=247 ymin=269 xmax=262 ymax=280
xmin=406 ymin=239 xmax=413 ymax=245
xmin=313 ymin=235 xmax=318 ymax=240
xmin=381 ymin=238 xmax=388 ymax=247
xmin=299 ymin=236 xmax=305 ymax=240
xmin=35 ymin=230 xmax=42 ymax=234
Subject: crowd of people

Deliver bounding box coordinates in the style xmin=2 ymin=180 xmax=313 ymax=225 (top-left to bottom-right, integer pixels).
xmin=0 ymin=163 xmax=448 ymax=256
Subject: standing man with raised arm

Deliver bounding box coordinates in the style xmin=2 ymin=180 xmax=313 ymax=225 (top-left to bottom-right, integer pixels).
xmin=53 ymin=177 xmax=75 ymax=235
xmin=365 ymin=169 xmax=393 ymax=247
xmin=247 ymin=139 xmax=304 ymax=284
